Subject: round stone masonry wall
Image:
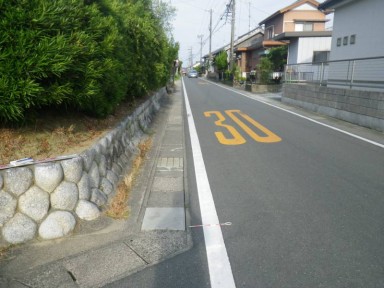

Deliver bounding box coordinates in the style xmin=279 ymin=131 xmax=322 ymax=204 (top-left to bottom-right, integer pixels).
xmin=3 ymin=167 xmax=33 ymax=197
xmin=0 ymin=87 xmax=165 ymax=246
xmin=34 ymin=163 xmax=63 ymax=193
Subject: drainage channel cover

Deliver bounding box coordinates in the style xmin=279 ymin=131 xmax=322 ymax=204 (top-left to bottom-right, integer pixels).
xmin=157 ymin=157 xmax=183 ymax=170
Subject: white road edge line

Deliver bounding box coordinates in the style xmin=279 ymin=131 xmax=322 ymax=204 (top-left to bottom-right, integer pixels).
xmin=202 ymin=78 xmax=384 ymax=149
xmin=182 ymin=78 xmax=236 ymax=288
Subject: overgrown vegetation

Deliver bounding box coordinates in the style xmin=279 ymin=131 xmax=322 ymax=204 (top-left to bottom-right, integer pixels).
xmin=214 ymin=51 xmax=228 ymax=73
xmin=267 ymin=46 xmax=288 ymax=71
xmin=105 ymin=137 xmax=152 ymax=219
xmin=0 ymin=0 xmax=178 ymax=124
xmin=257 ymin=46 xmax=288 ymax=84
xmin=258 ymin=57 xmax=274 ymax=84
xmin=0 ymin=246 xmax=8 ymax=259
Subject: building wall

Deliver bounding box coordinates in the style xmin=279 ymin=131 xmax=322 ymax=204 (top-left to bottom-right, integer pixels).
xmin=250 ymin=50 xmax=261 ymax=70
xmin=237 ymin=51 xmax=247 ymax=73
xmin=296 ymin=37 xmax=332 ymax=63
xmin=287 ymin=37 xmax=332 ymax=64
xmin=330 ymin=0 xmax=384 ymax=61
xmin=287 ymin=39 xmax=299 ymax=64
xmin=264 ymin=16 xmax=284 ymax=39
xmin=284 ymin=10 xmax=326 ymax=32
xmin=245 ymin=51 xmax=252 ymax=71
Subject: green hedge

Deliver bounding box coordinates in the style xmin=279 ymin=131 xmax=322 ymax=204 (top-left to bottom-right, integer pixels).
xmin=0 ymin=0 xmax=178 ymax=123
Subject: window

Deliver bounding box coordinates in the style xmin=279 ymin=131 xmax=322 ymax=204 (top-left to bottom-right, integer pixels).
xmin=337 ymin=37 xmax=342 ymax=47
xmin=343 ymin=36 xmax=348 ymax=45
xmin=350 ymin=34 xmax=356 ymax=45
xmin=295 ymin=22 xmax=314 ymax=32
xmin=303 ymin=23 xmax=314 ymax=31
xmin=266 ymin=26 xmax=274 ymax=39
xmin=313 ymin=51 xmax=330 ymax=64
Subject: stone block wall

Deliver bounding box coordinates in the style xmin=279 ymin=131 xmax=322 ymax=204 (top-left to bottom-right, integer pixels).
xmin=282 ymin=84 xmax=384 ymax=132
xmin=0 ymin=88 xmax=165 ymax=246
xmin=245 ymin=84 xmax=282 ymax=93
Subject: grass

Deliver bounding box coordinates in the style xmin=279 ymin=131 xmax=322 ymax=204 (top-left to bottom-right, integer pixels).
xmin=0 ymin=244 xmax=15 ymax=260
xmin=105 ymin=137 xmax=152 ymax=219
xmin=0 ymin=97 xmax=150 ymax=166
xmin=0 ymin=246 xmax=8 ymax=259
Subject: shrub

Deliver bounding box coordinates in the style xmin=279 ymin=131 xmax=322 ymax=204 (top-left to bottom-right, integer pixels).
xmin=0 ymin=0 xmax=178 ymax=123
xmin=258 ymin=57 xmax=273 ymax=84
xmin=214 ymin=51 xmax=228 ymax=72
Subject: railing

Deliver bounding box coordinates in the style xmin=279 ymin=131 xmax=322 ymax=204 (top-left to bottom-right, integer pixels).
xmin=284 ymin=56 xmax=384 ymax=91
xmin=244 ymin=71 xmax=283 ymax=84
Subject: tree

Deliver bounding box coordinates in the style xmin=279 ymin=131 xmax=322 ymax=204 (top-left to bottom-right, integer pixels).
xmin=267 ymin=46 xmax=288 ymax=71
xmin=214 ymin=51 xmax=228 ymax=72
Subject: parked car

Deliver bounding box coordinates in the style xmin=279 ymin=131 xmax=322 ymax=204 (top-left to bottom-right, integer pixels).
xmin=187 ymin=70 xmax=198 ymax=78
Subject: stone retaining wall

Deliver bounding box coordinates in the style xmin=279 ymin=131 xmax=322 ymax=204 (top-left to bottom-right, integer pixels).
xmin=245 ymin=84 xmax=282 ymax=93
xmin=282 ymin=84 xmax=384 ymax=132
xmin=0 ymin=88 xmax=166 ymax=246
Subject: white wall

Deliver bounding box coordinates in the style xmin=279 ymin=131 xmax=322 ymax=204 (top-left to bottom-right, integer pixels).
xmin=330 ymin=0 xmax=384 ymax=60
xmin=292 ymin=3 xmax=317 ymax=11
xmin=296 ymin=37 xmax=332 ymax=63
xmin=287 ymin=39 xmax=298 ymax=65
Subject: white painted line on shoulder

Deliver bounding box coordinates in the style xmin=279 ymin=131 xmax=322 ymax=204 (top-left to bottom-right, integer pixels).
xmin=182 ymin=78 xmax=236 ymax=288
xmin=189 ymin=222 xmax=232 ymax=228
xmin=203 ymin=79 xmax=384 ymax=149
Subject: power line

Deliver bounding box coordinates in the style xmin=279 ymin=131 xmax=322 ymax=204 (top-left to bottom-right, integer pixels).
xmin=180 ymin=1 xmax=240 ymax=63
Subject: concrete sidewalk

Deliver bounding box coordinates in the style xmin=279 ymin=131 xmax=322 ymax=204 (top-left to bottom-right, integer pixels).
xmin=0 ymin=80 xmax=191 ymax=288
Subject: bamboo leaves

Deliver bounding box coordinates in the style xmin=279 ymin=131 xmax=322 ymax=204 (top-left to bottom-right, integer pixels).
xmin=0 ymin=0 xmax=179 ymax=123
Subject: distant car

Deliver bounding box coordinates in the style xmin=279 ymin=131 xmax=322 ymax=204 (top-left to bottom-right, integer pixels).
xmin=187 ymin=70 xmax=198 ymax=78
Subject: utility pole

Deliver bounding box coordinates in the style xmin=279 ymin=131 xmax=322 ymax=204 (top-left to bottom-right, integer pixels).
xmin=198 ymin=34 xmax=204 ymax=65
xmin=209 ymin=9 xmax=213 ymax=72
xmin=229 ymin=0 xmax=236 ymax=71
xmin=189 ymin=47 xmax=193 ymax=68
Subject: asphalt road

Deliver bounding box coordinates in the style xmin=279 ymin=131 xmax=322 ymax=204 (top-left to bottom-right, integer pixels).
xmin=107 ymin=78 xmax=384 ymax=288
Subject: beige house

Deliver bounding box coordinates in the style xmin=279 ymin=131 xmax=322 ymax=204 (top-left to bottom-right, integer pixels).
xmin=261 ymin=0 xmax=328 ymax=39
xmin=243 ymin=0 xmax=331 ymax=70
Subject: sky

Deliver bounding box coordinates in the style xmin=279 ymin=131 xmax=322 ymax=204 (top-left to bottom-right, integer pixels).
xmin=168 ymin=0 xmax=332 ymax=66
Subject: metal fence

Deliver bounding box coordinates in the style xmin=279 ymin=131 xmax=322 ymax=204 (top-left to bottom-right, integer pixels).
xmin=284 ymin=56 xmax=384 ymax=91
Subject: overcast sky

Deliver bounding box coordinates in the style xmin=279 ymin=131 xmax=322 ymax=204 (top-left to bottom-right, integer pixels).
xmin=169 ymin=0 xmax=332 ymax=66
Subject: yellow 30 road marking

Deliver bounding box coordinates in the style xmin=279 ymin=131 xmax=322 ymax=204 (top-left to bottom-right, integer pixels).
xmin=204 ymin=110 xmax=281 ymax=145
xmin=204 ymin=111 xmax=246 ymax=145
xmin=225 ymin=110 xmax=281 ymax=143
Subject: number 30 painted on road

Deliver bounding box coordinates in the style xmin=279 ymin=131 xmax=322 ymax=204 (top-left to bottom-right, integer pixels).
xmin=204 ymin=110 xmax=281 ymax=145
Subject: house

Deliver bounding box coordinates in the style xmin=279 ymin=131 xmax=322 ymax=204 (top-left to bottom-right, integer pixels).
xmin=282 ymin=0 xmax=384 ymax=132
xmin=319 ymin=0 xmax=384 ymax=60
xmin=259 ymin=0 xmax=332 ymax=65
xmin=233 ymin=27 xmax=264 ymax=77
xmin=204 ymin=0 xmax=333 ymax=77
xmin=203 ymin=27 xmax=264 ymax=75
xmin=319 ymin=0 xmax=384 ymax=91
